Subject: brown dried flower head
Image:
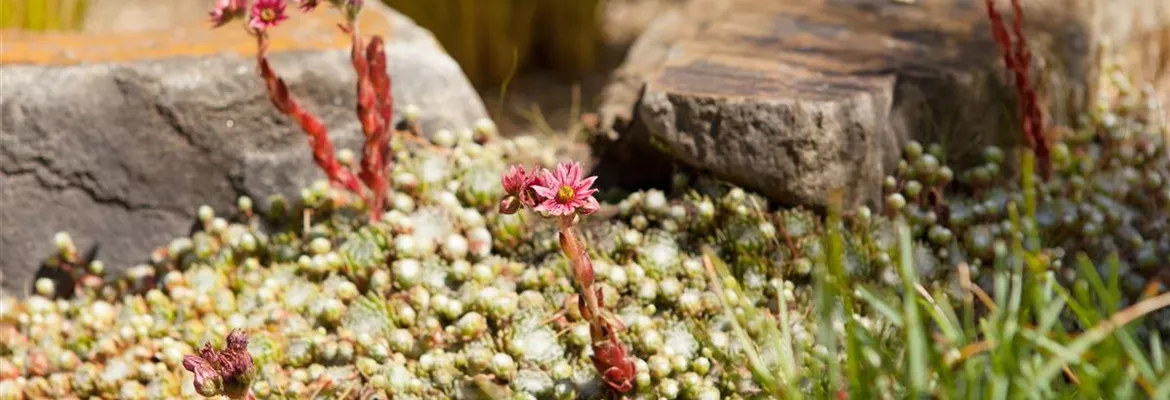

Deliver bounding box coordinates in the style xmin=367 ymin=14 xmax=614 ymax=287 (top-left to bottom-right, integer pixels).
xmin=182 ymin=329 xmax=256 ymax=399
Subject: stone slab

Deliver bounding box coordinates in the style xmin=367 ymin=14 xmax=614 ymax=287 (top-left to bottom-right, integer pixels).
xmin=592 ymin=0 xmax=1170 ymax=210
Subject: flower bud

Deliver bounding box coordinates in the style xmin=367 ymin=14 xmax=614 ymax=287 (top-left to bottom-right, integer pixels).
xmin=498 ymin=196 xmax=521 ymax=215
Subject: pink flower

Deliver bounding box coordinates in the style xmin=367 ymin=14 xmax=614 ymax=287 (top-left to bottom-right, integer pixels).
xmin=209 ymin=0 xmax=246 ymax=27
xmin=530 ymin=162 xmax=600 ymax=216
xmin=499 ymin=164 xmax=546 ymax=214
xmin=502 ymin=164 xmax=534 ymax=196
xmin=249 ymin=0 xmax=289 ymax=31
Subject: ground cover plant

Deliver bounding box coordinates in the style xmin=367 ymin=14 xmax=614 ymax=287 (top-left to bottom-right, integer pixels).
xmin=1 ymin=0 xmax=1169 ymax=399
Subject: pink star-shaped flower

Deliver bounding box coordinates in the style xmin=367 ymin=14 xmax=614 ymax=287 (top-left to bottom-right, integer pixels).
xmin=249 ymin=0 xmax=289 ymax=31
xmin=530 ymin=162 xmax=600 ymax=216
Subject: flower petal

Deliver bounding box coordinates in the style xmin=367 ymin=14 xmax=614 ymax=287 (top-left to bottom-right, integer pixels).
xmin=540 ymin=169 xmax=559 ymax=188
xmin=575 ymin=189 xmax=599 ymax=202
xmin=564 ymin=162 xmax=581 ymax=185
xmin=555 ymin=163 xmax=571 ymax=186
xmin=530 ymin=184 xmax=557 ymax=199
xmin=536 ymin=200 xmax=573 ymax=216
xmin=578 ymin=196 xmax=600 ymax=215
xmin=574 ymin=175 xmax=597 ymax=192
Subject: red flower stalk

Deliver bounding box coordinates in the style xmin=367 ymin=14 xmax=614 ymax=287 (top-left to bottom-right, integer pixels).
xmin=985 ymin=0 xmax=1050 ymax=179
xmin=210 ymin=0 xmax=397 ymax=221
xmin=255 ymin=35 xmax=363 ymax=196
xmin=366 ymin=36 xmax=395 ymax=173
xmin=499 ymin=161 xmax=635 ymax=396
xmin=346 ymin=26 xmax=393 ymax=221
xmin=182 ymin=329 xmax=256 ymax=400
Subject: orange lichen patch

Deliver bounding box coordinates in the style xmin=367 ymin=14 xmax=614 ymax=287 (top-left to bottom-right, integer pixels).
xmin=1 ymin=8 xmax=393 ymax=65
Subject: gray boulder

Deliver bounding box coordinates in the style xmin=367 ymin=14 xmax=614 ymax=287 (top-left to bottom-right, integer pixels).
xmin=592 ymin=0 xmax=1170 ymax=210
xmin=0 ymin=4 xmax=488 ymax=296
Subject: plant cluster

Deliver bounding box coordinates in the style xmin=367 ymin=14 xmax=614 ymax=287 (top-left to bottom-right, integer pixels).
xmin=499 ymin=162 xmax=636 ymax=398
xmin=2 ymin=80 xmax=1166 ymax=398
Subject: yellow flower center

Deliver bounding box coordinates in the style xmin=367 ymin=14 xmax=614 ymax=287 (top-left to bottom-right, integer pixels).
xmin=260 ymin=8 xmax=277 ymax=22
xmin=556 ymin=186 xmax=575 ymax=203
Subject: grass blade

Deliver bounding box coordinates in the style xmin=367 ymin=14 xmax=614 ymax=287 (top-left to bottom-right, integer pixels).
xmin=1034 ymin=293 xmax=1170 ymax=386
xmin=700 ymin=248 xmax=799 ymax=399
xmin=1075 ymin=254 xmax=1117 ymax=311
xmin=1154 ymin=369 xmax=1170 ymax=399
xmin=916 ymin=289 xmax=963 ymax=345
xmin=895 ymin=217 xmax=928 ymax=395
xmin=856 ymin=284 xmax=904 ymax=327
xmin=775 ymin=277 xmax=799 ymax=384
xmin=825 ymin=189 xmax=867 ymax=398
xmin=812 ymin=243 xmax=840 ymax=393
xmin=1019 ymin=329 xmax=1078 ymax=362
xmin=1035 ymin=289 xmax=1067 ymax=334
xmin=1153 ymin=332 xmax=1165 ymax=373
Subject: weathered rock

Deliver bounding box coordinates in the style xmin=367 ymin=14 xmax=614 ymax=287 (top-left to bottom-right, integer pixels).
xmin=593 ymin=0 xmax=1170 ymax=209
xmin=0 ymin=3 xmax=488 ymax=296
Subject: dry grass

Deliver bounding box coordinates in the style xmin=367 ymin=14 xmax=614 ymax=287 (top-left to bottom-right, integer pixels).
xmin=0 ymin=0 xmax=86 ymax=31
xmin=383 ymin=0 xmax=606 ymax=87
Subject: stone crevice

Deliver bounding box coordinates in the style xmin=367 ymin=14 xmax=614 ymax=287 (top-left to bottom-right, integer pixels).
xmin=1 ymin=161 xmax=188 ymax=218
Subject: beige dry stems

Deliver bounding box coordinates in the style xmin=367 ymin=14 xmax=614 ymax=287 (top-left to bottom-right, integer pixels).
xmin=384 ymin=0 xmax=605 ymax=87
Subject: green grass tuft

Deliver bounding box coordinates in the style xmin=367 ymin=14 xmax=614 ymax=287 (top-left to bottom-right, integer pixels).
xmin=703 ymin=176 xmax=1170 ymax=398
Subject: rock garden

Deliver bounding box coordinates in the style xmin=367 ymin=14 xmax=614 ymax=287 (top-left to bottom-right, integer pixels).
xmin=1 ymin=0 xmax=1169 ymax=399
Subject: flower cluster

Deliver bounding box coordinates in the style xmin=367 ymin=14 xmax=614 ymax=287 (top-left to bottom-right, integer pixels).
xmin=499 ymin=161 xmax=635 ymax=396
xmin=182 ymin=330 xmax=257 ymax=400
xmin=206 ymin=0 xmax=395 ymax=221
xmin=499 ymin=162 xmax=600 ymax=217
